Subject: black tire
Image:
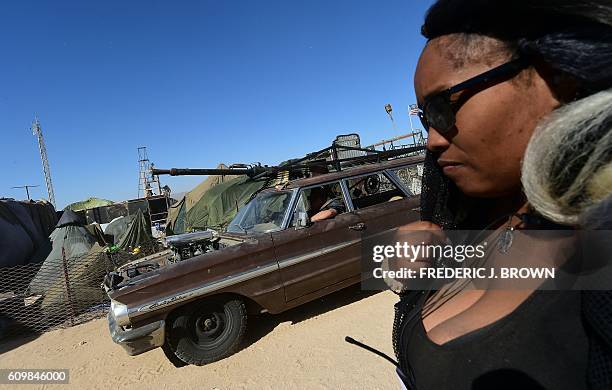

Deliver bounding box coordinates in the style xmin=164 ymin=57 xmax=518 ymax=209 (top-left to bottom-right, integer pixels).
xmin=161 ymin=343 xmax=188 ymax=368
xmin=164 ymin=297 xmax=247 ymax=366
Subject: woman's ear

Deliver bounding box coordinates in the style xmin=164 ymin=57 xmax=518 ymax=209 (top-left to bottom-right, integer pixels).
xmin=551 ymin=72 xmax=580 ymax=103
xmin=532 ymin=59 xmax=579 ymax=105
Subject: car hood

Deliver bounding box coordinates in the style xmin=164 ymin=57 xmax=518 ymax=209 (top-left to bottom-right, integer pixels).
xmin=106 ymin=232 xmax=272 ymax=302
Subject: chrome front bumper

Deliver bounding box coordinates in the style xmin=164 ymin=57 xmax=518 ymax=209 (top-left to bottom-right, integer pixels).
xmin=108 ymin=313 xmax=165 ymax=356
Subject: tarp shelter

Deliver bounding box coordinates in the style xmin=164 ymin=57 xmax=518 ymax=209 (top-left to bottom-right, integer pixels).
xmin=0 ymin=199 xmax=57 ymax=267
xmin=102 ymin=215 xmax=133 ymax=244
xmin=116 ymin=209 xmax=153 ymax=250
xmin=166 ymin=163 xmax=241 ymax=234
xmin=84 ymin=223 xmax=108 ymax=246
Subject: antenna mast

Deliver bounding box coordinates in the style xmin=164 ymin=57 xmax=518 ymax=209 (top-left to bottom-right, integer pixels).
xmin=12 ymin=184 xmax=40 ymax=201
xmin=32 ymin=117 xmax=56 ymax=207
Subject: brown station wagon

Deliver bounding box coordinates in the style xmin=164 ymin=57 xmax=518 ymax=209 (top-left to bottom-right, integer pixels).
xmin=104 ymin=155 xmax=424 ymax=365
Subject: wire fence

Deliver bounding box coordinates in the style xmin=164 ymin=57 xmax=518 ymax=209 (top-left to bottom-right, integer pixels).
xmin=0 ymin=241 xmax=160 ymax=341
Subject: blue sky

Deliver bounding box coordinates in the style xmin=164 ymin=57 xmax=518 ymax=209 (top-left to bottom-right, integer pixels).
xmin=0 ymin=0 xmax=433 ymax=208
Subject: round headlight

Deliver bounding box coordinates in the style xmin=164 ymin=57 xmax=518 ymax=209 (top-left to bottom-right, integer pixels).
xmin=111 ymin=300 xmax=130 ymax=327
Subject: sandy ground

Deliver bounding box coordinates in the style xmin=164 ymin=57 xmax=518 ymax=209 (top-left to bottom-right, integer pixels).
xmin=0 ymin=287 xmax=401 ymax=390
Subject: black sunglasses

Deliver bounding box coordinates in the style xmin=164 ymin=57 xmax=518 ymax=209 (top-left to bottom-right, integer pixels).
xmin=417 ymin=57 xmax=529 ymax=134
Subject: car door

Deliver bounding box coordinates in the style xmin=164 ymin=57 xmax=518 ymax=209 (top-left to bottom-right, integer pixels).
xmin=344 ymin=169 xmax=421 ymax=257
xmin=270 ymin=181 xmax=364 ymax=302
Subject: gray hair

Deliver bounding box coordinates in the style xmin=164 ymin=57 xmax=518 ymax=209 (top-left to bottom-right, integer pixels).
xmin=521 ymin=89 xmax=612 ymax=225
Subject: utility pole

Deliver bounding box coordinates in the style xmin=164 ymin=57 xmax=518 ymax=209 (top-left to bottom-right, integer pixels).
xmin=32 ymin=117 xmax=56 ymax=207
xmin=408 ymin=104 xmax=419 ymax=146
xmin=12 ymin=185 xmax=40 ymax=200
xmin=384 ymin=104 xmax=399 ymax=150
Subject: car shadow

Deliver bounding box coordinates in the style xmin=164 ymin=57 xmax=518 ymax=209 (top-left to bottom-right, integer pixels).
xmin=167 ymin=285 xmax=383 ymax=368
xmin=241 ymin=285 xmax=382 ymax=352
xmin=3 ymin=286 xmax=384 ymax=365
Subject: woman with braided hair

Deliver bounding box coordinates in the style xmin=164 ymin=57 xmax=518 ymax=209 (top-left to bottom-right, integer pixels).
xmin=392 ymin=1 xmax=612 ymax=388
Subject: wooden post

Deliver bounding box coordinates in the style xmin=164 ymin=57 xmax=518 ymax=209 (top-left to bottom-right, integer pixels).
xmin=61 ymin=246 xmax=75 ymax=326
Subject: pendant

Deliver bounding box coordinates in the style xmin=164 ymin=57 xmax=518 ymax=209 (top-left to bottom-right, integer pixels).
xmin=497 ymin=226 xmax=514 ymax=254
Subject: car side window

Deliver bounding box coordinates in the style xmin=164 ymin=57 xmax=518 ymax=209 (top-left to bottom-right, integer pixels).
xmin=290 ymin=182 xmax=347 ymax=226
xmin=391 ymin=163 xmax=423 ymax=196
xmin=345 ymin=172 xmax=405 ymax=210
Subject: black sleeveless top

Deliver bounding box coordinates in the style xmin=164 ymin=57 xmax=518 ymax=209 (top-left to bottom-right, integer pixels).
xmin=394 ymin=290 xmax=589 ymax=389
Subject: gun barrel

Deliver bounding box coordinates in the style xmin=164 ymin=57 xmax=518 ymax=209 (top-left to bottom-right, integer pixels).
xmin=151 ymin=146 xmax=425 ymax=178
xmin=152 ymin=168 xmax=255 ymax=176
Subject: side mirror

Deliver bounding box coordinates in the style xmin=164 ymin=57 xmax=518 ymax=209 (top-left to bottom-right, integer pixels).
xmin=295 ymin=212 xmax=311 ymax=229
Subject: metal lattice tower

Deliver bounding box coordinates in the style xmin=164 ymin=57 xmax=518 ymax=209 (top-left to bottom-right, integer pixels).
xmin=32 ymin=117 xmax=56 ymax=207
xmin=138 ymin=147 xmax=152 ymax=198
xmin=138 ymin=146 xmax=161 ymax=198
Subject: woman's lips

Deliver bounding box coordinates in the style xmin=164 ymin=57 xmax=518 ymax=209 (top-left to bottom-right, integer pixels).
xmin=437 ymin=160 xmax=464 ymax=175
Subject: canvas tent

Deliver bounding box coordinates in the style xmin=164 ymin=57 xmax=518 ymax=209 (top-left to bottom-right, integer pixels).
xmin=166 ymin=163 xmax=241 ymax=234
xmin=28 ymin=210 xmax=109 ymax=318
xmin=29 ymin=209 xmax=96 ymax=295
xmin=183 ymin=176 xmax=269 ymax=232
xmin=64 ymin=197 xmax=114 ymax=212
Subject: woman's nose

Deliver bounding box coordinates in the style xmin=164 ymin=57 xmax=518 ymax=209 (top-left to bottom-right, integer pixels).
xmin=426 ymin=127 xmax=451 ymax=153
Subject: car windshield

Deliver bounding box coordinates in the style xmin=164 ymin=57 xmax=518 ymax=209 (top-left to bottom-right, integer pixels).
xmin=226 ymin=190 xmax=292 ymax=234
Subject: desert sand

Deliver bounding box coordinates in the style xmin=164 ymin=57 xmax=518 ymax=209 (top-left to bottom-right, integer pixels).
xmin=0 ymin=287 xmax=401 ymax=389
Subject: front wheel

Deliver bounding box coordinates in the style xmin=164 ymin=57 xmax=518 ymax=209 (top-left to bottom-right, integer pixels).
xmin=164 ymin=297 xmax=247 ymax=366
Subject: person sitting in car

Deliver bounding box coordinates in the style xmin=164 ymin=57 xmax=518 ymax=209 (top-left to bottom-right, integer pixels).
xmin=307 ymin=186 xmax=346 ymax=222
